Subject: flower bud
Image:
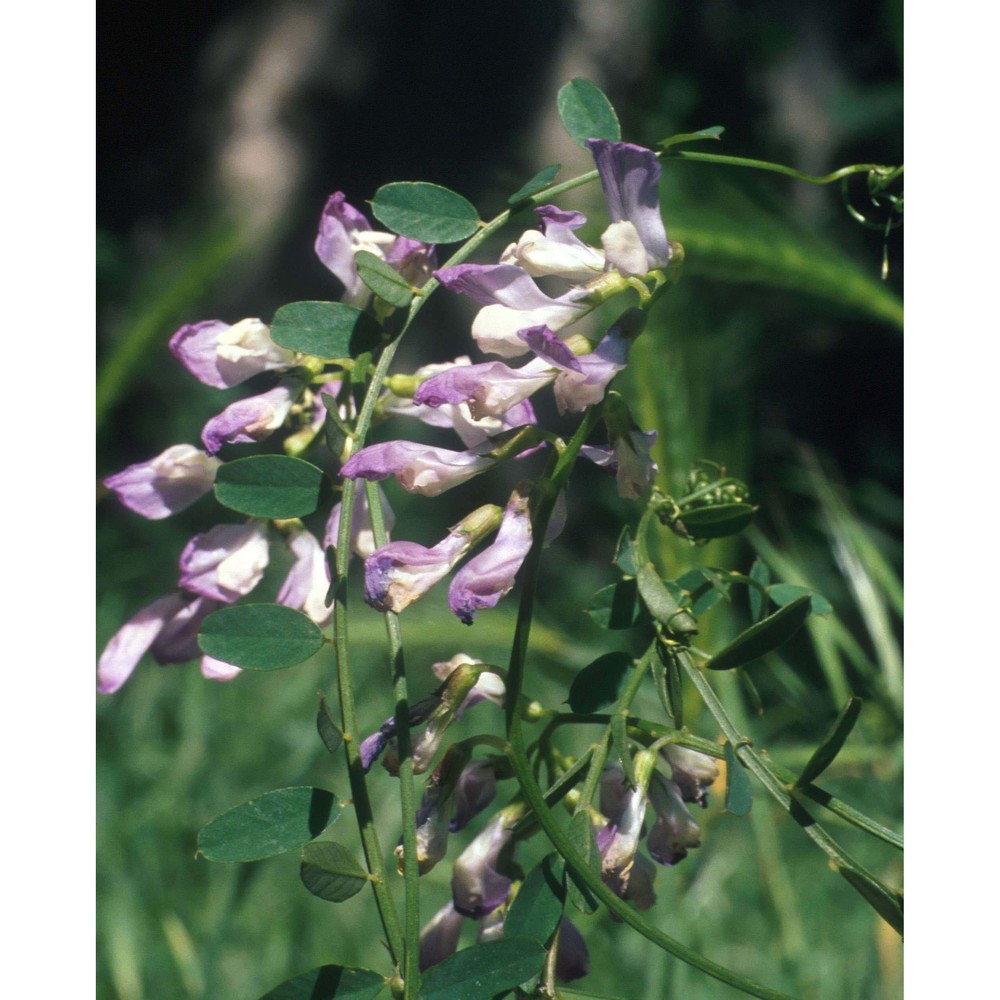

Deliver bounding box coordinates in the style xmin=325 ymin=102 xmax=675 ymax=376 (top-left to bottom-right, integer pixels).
xmin=103 ymin=445 xmax=220 ymax=520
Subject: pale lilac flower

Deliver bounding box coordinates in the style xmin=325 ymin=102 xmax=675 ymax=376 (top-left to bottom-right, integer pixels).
xmin=597 ymin=752 xmax=656 ymax=894
xmin=448 ymin=487 xmax=533 ymax=625
xmin=103 ymin=444 xmax=221 ymax=520
xmin=500 ymin=205 xmax=605 ymax=281
xmin=324 ymin=484 xmax=395 ymax=561
xmin=450 ymin=759 xmax=499 ymax=832
xmin=97 ymin=592 xmax=224 ymax=693
xmin=200 ymin=656 xmax=243 ymax=682
xmin=178 ymin=522 xmax=269 ymax=603
xmin=341 ymin=440 xmax=495 ymax=497
xmin=398 ymin=782 xmax=453 ymax=876
xmin=201 ymin=382 xmax=298 ymax=454
xmin=431 ymin=654 xmax=506 ymax=718
xmin=363 ymin=531 xmax=472 ymax=614
xmin=419 ymin=901 xmax=465 ymax=971
xmin=434 ymin=263 xmax=589 ymax=358
xmin=315 ymin=192 xmax=436 ymax=307
xmin=663 ymin=745 xmax=720 ymax=807
xmin=555 ymin=917 xmax=590 ymax=981
xmin=451 ymin=808 xmax=522 ymax=918
xmin=275 ymin=529 xmax=332 ymax=626
xmin=170 ymin=318 xmax=296 ymax=389
xmin=586 ymin=139 xmax=671 ymax=276
xmin=647 ymin=775 xmax=702 ymax=866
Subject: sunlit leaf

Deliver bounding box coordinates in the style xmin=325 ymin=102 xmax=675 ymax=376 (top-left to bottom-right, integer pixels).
xmin=557 ymin=78 xmax=621 ymax=147
xmin=215 ymin=455 xmax=324 ymax=519
xmin=371 ymin=182 xmax=480 ymax=243
xmin=198 ymin=786 xmax=340 ymax=862
xmin=270 ymin=301 xmax=381 ymax=358
xmin=199 ymin=604 xmax=325 ymax=671
xmin=420 ymin=937 xmax=546 ymax=1000
xmin=354 ymin=251 xmax=414 ymax=308
xmin=507 ymin=164 xmax=561 ymax=205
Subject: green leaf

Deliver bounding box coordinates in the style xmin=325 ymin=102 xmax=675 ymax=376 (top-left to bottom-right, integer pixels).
xmin=676 ymin=503 xmax=755 ymax=539
xmin=257 ymin=965 xmax=385 ymax=1000
xmin=796 ymin=696 xmax=863 ymax=788
xmin=316 ymin=694 xmax=343 ymax=755
xmin=557 ymin=78 xmax=621 ymax=148
xmin=214 ymin=455 xmax=324 ymax=519
xmin=708 ymin=595 xmax=811 ymax=671
xmin=610 ymin=710 xmax=635 ymax=784
xmin=507 ymin=164 xmax=561 ymax=205
xmin=420 ymin=937 xmax=546 ymax=1000
xmin=658 ymin=126 xmax=725 ymax=151
xmin=300 ymin=841 xmax=370 ymax=902
xmin=568 ymin=651 xmax=633 ymax=713
xmin=613 ymin=526 xmax=638 ymax=576
xmin=371 ymin=182 xmax=480 ymax=243
xmin=354 ymin=250 xmax=414 ymax=308
xmin=198 ymin=786 xmax=341 ymax=862
xmin=838 ymin=866 xmax=903 ymax=935
xmin=586 ymin=579 xmax=643 ymax=629
xmin=723 ymin=742 xmax=753 ymax=816
xmin=505 ymin=854 xmax=564 ymax=946
xmin=768 ymin=582 xmax=833 ymax=617
xmin=637 ymin=564 xmax=698 ymax=635
xmin=651 ymin=644 xmax=681 ymax=725
xmin=269 ymin=300 xmax=381 ymax=358
xmin=199 ymin=604 xmax=325 ymax=671
xmin=565 ymin=812 xmax=601 ymax=914
xmin=748 ymin=558 xmax=771 ymax=622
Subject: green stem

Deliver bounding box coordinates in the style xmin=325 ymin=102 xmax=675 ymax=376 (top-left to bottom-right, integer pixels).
xmin=668 ymin=151 xmax=902 ymax=187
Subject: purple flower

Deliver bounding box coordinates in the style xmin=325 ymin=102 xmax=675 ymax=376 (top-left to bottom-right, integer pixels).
xmin=555 ymin=917 xmax=590 ymax=982
xmin=597 ymin=752 xmax=657 ymax=896
xmin=647 ymin=775 xmax=702 ymax=867
xmin=341 ymin=440 xmax=496 ymax=497
xmin=448 ymin=487 xmax=533 ymax=625
xmin=103 ymin=444 xmax=220 ymax=520
xmin=586 ymin=139 xmax=671 ymax=276
xmin=362 ymin=531 xmax=472 ymax=614
xmin=662 ymin=745 xmax=720 ymax=807
xmin=315 ymin=192 xmax=436 ymax=307
xmin=97 ymin=592 xmax=226 ymax=693
xmin=324 ymin=484 xmax=395 ymax=561
xmin=500 ymin=205 xmax=605 ymax=281
xmin=201 ymin=383 xmax=298 ymax=454
xmin=413 ymin=356 xmax=554 ymax=421
xmin=581 ymin=429 xmax=659 ymax=500
xmin=450 ymin=759 xmax=500 ymax=832
xmin=358 ymin=694 xmax=441 ymax=772
xmin=434 ymin=263 xmax=589 ymax=358
xmin=419 ymin=902 xmax=465 ymax=972
xmin=451 ymin=807 xmax=524 ymax=918
xmin=275 ymin=528 xmax=331 ymax=625
xmin=431 ymin=654 xmax=506 ymax=719
xmin=170 ymin=318 xmax=296 ymax=389
xmin=177 ymin=522 xmax=269 ymax=603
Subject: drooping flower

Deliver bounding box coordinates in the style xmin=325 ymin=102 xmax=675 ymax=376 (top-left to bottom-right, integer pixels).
xmin=362 ymin=532 xmax=473 ymax=614
xmin=177 ymin=522 xmax=270 ymax=603
xmin=103 ymin=444 xmax=221 ymax=520
xmin=662 ymin=744 xmax=720 ymax=807
xmin=597 ymin=752 xmax=657 ymax=896
xmin=275 ymin=528 xmax=332 ymax=625
xmin=646 ymin=774 xmax=702 ymax=867
xmin=450 ymin=758 xmax=500 ymax=832
xmin=555 ymin=917 xmax=590 ymax=981
xmin=500 ymin=205 xmax=605 ymax=281
xmin=97 ymin=592 xmax=226 ymax=693
xmin=585 ymin=139 xmax=671 ymax=276
xmin=341 ymin=440 xmax=496 ymax=497
xmin=358 ymin=694 xmax=441 ymax=772
xmin=450 ymin=805 xmax=526 ymax=918
xmin=170 ymin=318 xmax=297 ymax=389
xmin=448 ymin=485 xmax=533 ymax=625
xmin=431 ymin=653 xmax=506 ymax=719
xmin=201 ymin=382 xmax=298 ymax=454
xmin=419 ymin=901 xmax=465 ymax=972
xmin=315 ymin=192 xmax=436 ymax=307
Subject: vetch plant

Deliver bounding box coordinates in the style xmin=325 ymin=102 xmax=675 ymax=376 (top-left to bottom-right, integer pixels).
xmin=98 ymin=79 xmax=903 ymax=1000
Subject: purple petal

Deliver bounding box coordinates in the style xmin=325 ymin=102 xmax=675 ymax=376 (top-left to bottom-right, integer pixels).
xmin=586 ymin=139 xmax=670 ymax=271
xmin=341 ymin=441 xmax=495 ymax=497
xmin=414 ymin=359 xmax=554 ymax=420
xmin=419 ymin=902 xmax=465 ymax=972
xmin=178 ymin=523 xmax=269 ymax=602
xmin=151 ymin=594 xmax=221 ymax=663
xmin=276 ymin=529 xmax=332 ymax=625
xmin=360 ymin=729 xmax=390 ymax=771
xmin=363 ymin=533 xmax=470 ymax=613
xmin=535 ymin=205 xmax=588 ymax=233
xmin=103 ymin=445 xmax=220 ymax=520
xmin=434 ymin=264 xmax=560 ymax=310
xmin=315 ymin=192 xmax=372 ymax=303
xmin=448 ymin=497 xmax=532 ymax=625
xmin=325 ymin=485 xmax=394 ymax=561
xmin=450 ymin=759 xmax=499 ymax=832
xmin=170 ymin=318 xmax=295 ymax=388
xmin=200 ymin=655 xmax=243 ymax=682
xmin=555 ymin=917 xmax=590 ymax=982
xmin=450 ymin=814 xmax=515 ymax=918
xmin=97 ymin=593 xmax=185 ymax=693
xmin=201 ymin=384 xmax=296 ymax=454
xmin=518 ymin=325 xmax=583 ymax=372
xmin=385 ymin=236 xmax=438 ymax=288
